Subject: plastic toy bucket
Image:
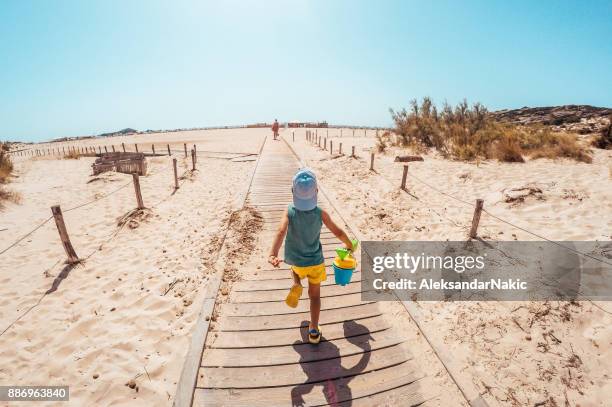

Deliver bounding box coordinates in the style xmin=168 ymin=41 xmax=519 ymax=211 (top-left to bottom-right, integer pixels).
xmin=333 ymin=264 xmax=354 ymax=286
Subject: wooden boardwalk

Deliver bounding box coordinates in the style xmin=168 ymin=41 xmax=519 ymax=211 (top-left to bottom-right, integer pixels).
xmin=188 ymin=137 xmax=441 ymax=406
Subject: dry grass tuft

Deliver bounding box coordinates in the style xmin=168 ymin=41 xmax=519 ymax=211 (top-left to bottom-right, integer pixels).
xmin=64 ymin=150 xmax=81 ymax=160
xmin=390 ymin=98 xmax=592 ymax=163
xmin=0 ymin=147 xmax=13 ymax=183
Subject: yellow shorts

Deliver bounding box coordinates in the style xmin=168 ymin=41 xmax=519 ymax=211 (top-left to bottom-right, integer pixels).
xmin=291 ymin=263 xmax=327 ymax=285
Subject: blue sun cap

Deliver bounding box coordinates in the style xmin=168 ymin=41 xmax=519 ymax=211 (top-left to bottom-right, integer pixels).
xmin=292 ymin=168 xmax=318 ymax=211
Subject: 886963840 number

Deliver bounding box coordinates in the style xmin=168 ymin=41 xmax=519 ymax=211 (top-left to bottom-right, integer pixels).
xmin=0 ymin=386 xmax=69 ymax=401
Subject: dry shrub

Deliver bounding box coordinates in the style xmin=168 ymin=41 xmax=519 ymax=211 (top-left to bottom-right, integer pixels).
xmin=592 ymin=116 xmax=612 ymax=149
xmin=64 ymin=150 xmax=80 ymax=159
xmin=390 ymin=98 xmax=592 ymax=163
xmin=0 ymin=146 xmax=13 ymax=183
xmin=493 ymin=136 xmax=525 ymax=163
xmin=375 ymin=131 xmax=392 ymax=152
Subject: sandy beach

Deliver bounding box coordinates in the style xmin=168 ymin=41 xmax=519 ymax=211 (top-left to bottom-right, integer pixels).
xmin=1 ymin=127 xmax=611 ymax=406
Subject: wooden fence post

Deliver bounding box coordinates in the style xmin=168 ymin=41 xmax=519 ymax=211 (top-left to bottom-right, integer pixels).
xmin=135 ymin=143 xmax=139 ymax=152
xmin=292 ymin=131 xmax=295 ymax=142
xmin=193 ymin=144 xmax=196 ymax=163
xmin=132 ymin=173 xmax=144 ymax=209
xmin=351 ymin=145 xmax=355 ymax=158
xmin=339 ymin=142 xmax=342 ymax=155
xmin=98 ymin=146 xmax=102 ymax=154
xmin=370 ymin=152 xmax=375 ymax=171
xmin=104 ymin=146 xmax=108 ymax=153
xmin=152 ymin=144 xmax=155 ymax=155
xmin=184 ymin=143 xmax=187 ymax=157
xmin=330 ymin=141 xmax=333 ymax=155
xmin=112 ymin=145 xmax=116 ymax=152
xmin=469 ymin=199 xmax=484 ymax=239
xmin=173 ymin=158 xmax=179 ymax=189
xmin=401 ymin=165 xmax=409 ymax=190
xmin=122 ymin=143 xmax=126 ymax=152
xmin=167 ymin=144 xmax=171 ymax=156
xmin=191 ymin=149 xmax=196 ymax=171
xmin=364 ymin=129 xmax=367 ymax=137
xmin=324 ymin=138 xmax=327 ymax=150
xmin=51 ymin=205 xmax=79 ymax=263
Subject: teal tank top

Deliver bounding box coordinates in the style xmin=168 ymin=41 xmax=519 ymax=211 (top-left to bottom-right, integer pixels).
xmin=284 ymin=204 xmax=324 ymax=267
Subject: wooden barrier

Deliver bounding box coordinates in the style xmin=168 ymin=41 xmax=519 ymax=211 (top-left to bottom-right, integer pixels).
xmin=469 ymin=199 xmax=484 ymax=239
xmin=132 ymin=173 xmax=144 ymax=209
xmin=51 ymin=205 xmax=79 ymax=263
xmin=370 ymin=152 xmax=375 ymax=170
xmin=191 ymin=149 xmax=196 ymax=171
xmin=401 ymin=165 xmax=408 ymax=190
xmin=184 ymin=143 xmax=187 ymax=157
xmin=167 ymin=144 xmax=171 ymax=156
xmin=173 ymin=158 xmax=179 ymax=189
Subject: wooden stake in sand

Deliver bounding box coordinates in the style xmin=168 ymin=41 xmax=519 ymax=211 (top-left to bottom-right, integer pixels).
xmin=112 ymin=145 xmax=116 ymax=152
xmin=191 ymin=149 xmax=196 ymax=171
xmin=330 ymin=141 xmax=333 ymax=155
xmin=173 ymin=158 xmax=179 ymax=189
xmin=370 ymin=152 xmax=375 ymax=171
xmin=167 ymin=144 xmax=171 ymax=156
xmin=292 ymin=131 xmax=295 ymax=142
xmin=98 ymin=146 xmax=102 ymax=154
xmin=184 ymin=143 xmax=187 ymax=157
xmin=152 ymin=144 xmax=156 ymax=155
xmin=324 ymin=138 xmax=327 ymax=150
xmin=104 ymin=146 xmax=108 ymax=153
xmin=401 ymin=165 xmax=409 ymax=190
xmin=135 ymin=143 xmax=139 ymax=153
xmin=122 ymin=143 xmax=126 ymax=152
xmin=132 ymin=173 xmax=144 ymax=209
xmin=351 ymin=145 xmax=355 ymax=158
xmin=339 ymin=142 xmax=342 ymax=155
xmin=469 ymin=199 xmax=484 ymax=239
xmin=51 ymin=205 xmax=79 ymax=263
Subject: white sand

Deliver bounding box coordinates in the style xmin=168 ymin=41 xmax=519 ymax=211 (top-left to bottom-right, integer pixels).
xmin=286 ymin=128 xmax=612 ymax=406
xmin=0 ymin=129 xmax=265 ymax=406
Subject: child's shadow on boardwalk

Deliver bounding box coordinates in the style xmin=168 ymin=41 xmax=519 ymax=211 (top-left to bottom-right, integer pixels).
xmin=291 ymin=320 xmax=372 ymax=407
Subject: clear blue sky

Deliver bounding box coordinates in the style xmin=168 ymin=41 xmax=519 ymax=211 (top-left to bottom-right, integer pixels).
xmin=1 ymin=0 xmax=611 ymax=142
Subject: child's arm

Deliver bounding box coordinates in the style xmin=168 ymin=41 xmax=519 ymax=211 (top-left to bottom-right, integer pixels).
xmin=321 ymin=210 xmax=353 ymax=250
xmin=268 ymin=208 xmax=289 ymax=267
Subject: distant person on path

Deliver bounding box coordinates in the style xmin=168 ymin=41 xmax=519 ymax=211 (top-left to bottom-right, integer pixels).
xmin=272 ymin=119 xmax=279 ymax=140
xmin=268 ymin=169 xmax=353 ymax=344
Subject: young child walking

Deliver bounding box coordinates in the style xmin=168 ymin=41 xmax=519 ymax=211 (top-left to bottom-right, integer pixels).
xmin=268 ymin=168 xmax=353 ymax=344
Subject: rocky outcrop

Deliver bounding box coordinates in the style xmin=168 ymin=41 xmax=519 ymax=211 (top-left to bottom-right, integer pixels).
xmin=492 ymin=105 xmax=611 ymax=134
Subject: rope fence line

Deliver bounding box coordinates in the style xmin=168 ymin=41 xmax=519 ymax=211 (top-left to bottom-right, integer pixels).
xmin=0 ymin=148 xmax=216 ymax=258
xmin=298 ymin=129 xmax=612 ymax=268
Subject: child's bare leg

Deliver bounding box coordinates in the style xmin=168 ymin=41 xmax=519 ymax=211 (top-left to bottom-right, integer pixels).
xmin=308 ymin=283 xmax=321 ymax=330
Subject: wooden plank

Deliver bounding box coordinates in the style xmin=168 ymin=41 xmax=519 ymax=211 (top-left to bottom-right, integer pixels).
xmin=197 ymin=343 xmax=410 ymax=388
xmin=194 ymin=370 xmax=429 ymax=407
xmin=232 ymin=271 xmax=361 ymax=291
xmin=210 ymin=315 xmax=389 ymax=348
xmin=202 ymin=330 xmax=404 ymax=367
xmin=232 ymin=280 xmax=363 ymax=302
xmin=234 ymin=272 xmax=362 ymax=291
xmin=218 ymin=302 xmax=381 ymax=331
xmin=220 ymin=293 xmax=369 ymax=317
